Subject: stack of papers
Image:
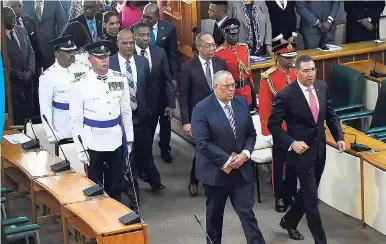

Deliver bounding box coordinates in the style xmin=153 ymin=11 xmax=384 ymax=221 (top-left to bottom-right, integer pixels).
xmin=317 ymin=44 xmax=342 ymax=51
xmin=250 ymin=56 xmax=268 ymax=63
xmin=3 ymin=133 xmax=32 ymax=144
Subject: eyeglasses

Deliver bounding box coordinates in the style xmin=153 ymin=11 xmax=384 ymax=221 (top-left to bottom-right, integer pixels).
xmin=301 ymin=67 xmax=317 ymax=74
xmin=216 ymin=83 xmax=236 ymax=90
xmin=201 ymin=43 xmax=217 ymax=49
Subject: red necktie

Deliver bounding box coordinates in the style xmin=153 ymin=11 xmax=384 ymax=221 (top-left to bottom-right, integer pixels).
xmin=307 ymin=87 xmax=319 ymax=123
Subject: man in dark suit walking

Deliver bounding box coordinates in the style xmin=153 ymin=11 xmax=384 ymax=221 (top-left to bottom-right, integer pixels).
xmin=110 ymin=30 xmax=165 ymax=206
xmin=22 ymin=0 xmax=66 ymax=69
xmin=133 ymin=22 xmax=175 ymax=158
xmin=192 ymin=70 xmax=266 ymax=244
xmin=134 ymin=3 xmax=178 ymax=162
xmin=68 ymin=0 xmax=103 ymax=43
xmin=4 ymin=7 xmax=35 ymax=125
xmin=179 ymin=32 xmax=227 ymax=196
xmin=268 ymin=55 xmax=346 ymax=244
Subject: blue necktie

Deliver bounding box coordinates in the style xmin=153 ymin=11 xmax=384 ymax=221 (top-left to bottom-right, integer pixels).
xmin=151 ymin=28 xmax=156 ymax=45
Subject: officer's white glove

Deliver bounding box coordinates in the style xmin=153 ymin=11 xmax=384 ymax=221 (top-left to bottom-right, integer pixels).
xmin=47 ymin=131 xmax=62 ymax=144
xmin=78 ymin=151 xmax=90 ymax=165
xmin=127 ymin=143 xmax=132 ymax=155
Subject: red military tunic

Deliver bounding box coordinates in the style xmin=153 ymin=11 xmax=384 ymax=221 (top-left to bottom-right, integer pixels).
xmin=215 ymin=42 xmax=254 ymax=105
xmin=259 ymin=65 xmax=297 ymax=136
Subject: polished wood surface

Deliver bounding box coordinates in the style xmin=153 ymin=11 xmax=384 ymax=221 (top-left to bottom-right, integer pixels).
xmin=34 ymin=172 xmax=106 ymax=205
xmin=326 ymin=124 xmax=386 ymax=157
xmin=362 ymin=151 xmax=386 ymax=171
xmin=2 ymin=130 xmax=66 ymax=178
xmin=64 ymin=197 xmax=145 ymax=236
xmin=343 ymin=59 xmax=386 ymax=84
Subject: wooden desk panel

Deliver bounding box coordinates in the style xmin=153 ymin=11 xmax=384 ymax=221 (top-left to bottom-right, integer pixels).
xmin=363 ymin=151 xmax=386 ymax=171
xmin=343 ymin=59 xmax=386 ymax=84
xmin=64 ymin=197 xmax=145 ymax=236
xmin=34 ymin=173 xmax=106 ymax=205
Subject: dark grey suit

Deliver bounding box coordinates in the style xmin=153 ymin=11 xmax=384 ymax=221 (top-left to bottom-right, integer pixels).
xmin=296 ymin=1 xmax=340 ymax=49
xmin=22 ymin=0 xmax=66 ymax=69
xmin=7 ymin=25 xmax=35 ymax=125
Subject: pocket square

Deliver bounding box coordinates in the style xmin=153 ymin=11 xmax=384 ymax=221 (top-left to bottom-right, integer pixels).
xmin=162 ymin=37 xmax=166 ymax=40
xmin=30 ymin=32 xmax=34 ymax=35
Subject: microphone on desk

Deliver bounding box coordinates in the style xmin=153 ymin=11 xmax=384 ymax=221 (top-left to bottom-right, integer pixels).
xmin=370 ymin=60 xmax=386 ymax=78
xmin=21 ymin=119 xmax=41 ymax=150
xmin=343 ymin=132 xmax=371 ymax=152
xmin=194 ymin=214 xmax=214 ymax=244
xmin=78 ymin=135 xmax=104 ymax=197
xmin=42 ymin=114 xmax=71 ymax=172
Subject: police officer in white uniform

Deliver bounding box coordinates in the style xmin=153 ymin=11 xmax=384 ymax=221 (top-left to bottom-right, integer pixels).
xmin=39 ymin=35 xmax=90 ymax=143
xmin=70 ymin=40 xmax=134 ymax=201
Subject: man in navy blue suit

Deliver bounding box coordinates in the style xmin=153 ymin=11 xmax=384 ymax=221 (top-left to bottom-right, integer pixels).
xmin=191 ymin=70 xmax=266 ymax=244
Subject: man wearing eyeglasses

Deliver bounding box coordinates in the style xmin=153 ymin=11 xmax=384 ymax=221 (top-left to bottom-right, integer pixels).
xmin=259 ymin=42 xmax=298 ymax=214
xmin=179 ymin=32 xmax=227 ymax=196
xmin=268 ymin=55 xmax=345 ymax=244
xmin=215 ymin=18 xmax=257 ymax=112
xmin=191 ymin=70 xmax=266 ymax=244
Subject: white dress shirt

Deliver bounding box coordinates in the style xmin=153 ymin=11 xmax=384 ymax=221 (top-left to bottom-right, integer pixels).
xmin=216 ymin=98 xmax=251 ymax=161
xmin=34 ymin=0 xmax=44 ymax=15
xmin=297 ymin=80 xmax=319 ymax=110
xmin=6 ymin=29 xmax=21 ymax=48
xmin=118 ymin=53 xmax=137 ymax=90
xmin=17 ymin=17 xmax=25 ymax=28
xmin=135 ymin=45 xmax=152 ymax=71
xmin=198 ymin=55 xmax=214 ymax=88
xmin=152 ymin=21 xmax=158 ymax=41
xmin=217 ymin=16 xmax=228 ymax=28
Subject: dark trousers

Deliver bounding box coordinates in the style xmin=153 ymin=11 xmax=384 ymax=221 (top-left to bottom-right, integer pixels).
xmin=87 ymin=146 xmax=124 ymax=201
xmin=203 ymin=174 xmax=266 ymax=244
xmin=190 ymin=155 xmax=198 ymax=184
xmin=150 ymin=109 xmax=172 ymax=152
xmin=284 ymin=159 xmax=326 ymax=244
xmin=272 ymin=141 xmax=297 ymax=201
xmin=123 ymin=149 xmax=139 ymax=204
xmin=133 ymin=123 xmax=162 ymax=188
xmin=10 ymin=81 xmax=35 ymax=125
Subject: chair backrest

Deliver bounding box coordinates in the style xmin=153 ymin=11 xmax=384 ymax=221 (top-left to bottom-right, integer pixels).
xmin=56 ymin=139 xmax=86 ymax=176
xmin=329 ymin=64 xmax=365 ymax=108
xmin=251 ymin=114 xmax=262 ymax=135
xmin=370 ymin=80 xmax=386 ymax=128
xmin=24 ymin=117 xmax=55 ymax=154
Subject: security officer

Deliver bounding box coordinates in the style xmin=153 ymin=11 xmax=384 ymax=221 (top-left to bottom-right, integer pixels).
xmin=39 ymin=35 xmax=89 ymax=143
xmin=215 ymin=18 xmax=257 ymax=111
xmin=70 ymin=40 xmax=134 ymax=201
xmin=259 ymin=42 xmax=298 ymax=212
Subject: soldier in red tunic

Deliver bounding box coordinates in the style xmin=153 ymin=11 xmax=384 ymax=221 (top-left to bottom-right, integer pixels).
xmin=259 ymin=42 xmax=298 ymax=212
xmin=215 ymin=18 xmax=257 ymax=111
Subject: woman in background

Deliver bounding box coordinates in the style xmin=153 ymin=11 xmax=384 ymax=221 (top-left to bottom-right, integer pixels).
xmin=119 ymin=1 xmax=149 ymax=29
xmin=99 ymin=11 xmax=121 ymax=55
xmin=61 ymin=21 xmax=92 ymax=68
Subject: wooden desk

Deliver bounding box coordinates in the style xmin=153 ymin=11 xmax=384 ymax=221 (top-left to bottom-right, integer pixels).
xmin=343 ymin=59 xmax=386 ymax=85
xmin=1 ymin=130 xmax=72 ymax=224
xmin=64 ymin=197 xmax=148 ymax=244
xmin=34 ymin=173 xmax=108 ymax=244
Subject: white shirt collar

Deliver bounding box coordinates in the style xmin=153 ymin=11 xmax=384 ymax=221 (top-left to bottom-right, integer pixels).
xmin=297 ymin=80 xmax=314 ymax=92
xmin=135 ymin=45 xmax=150 ymax=56
xmin=118 ymin=52 xmax=134 ymax=64
xmin=153 ymin=21 xmax=158 ymax=30
xmin=217 ymin=16 xmax=228 ymax=27
xmin=217 ymin=98 xmax=232 ymax=109
xmin=198 ymin=55 xmax=211 ymax=66
xmin=5 ymin=28 xmax=13 ymax=35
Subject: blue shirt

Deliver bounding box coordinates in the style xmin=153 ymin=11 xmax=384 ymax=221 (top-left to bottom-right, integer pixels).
xmin=86 ymin=17 xmax=98 ymax=42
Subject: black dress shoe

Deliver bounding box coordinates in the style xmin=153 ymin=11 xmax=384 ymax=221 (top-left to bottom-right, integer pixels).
xmin=279 ymin=217 xmax=304 ymax=241
xmin=188 ymin=182 xmax=198 ymax=196
xmin=161 ymin=151 xmax=173 ymax=163
xmin=275 ymin=199 xmax=286 ymax=212
xmin=151 ymin=183 xmax=166 ymax=193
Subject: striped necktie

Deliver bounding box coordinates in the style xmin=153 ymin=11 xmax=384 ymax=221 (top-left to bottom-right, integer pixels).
xmin=224 ymin=105 xmax=236 ymax=137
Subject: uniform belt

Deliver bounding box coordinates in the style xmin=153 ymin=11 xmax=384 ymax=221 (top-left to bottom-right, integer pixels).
xmin=235 ymin=78 xmax=250 ymax=89
xmin=53 ymin=101 xmax=69 ymax=110
xmin=84 ymin=116 xmax=121 ymax=128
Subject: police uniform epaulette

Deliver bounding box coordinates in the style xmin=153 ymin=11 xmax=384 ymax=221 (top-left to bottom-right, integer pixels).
xmin=216 ymin=44 xmax=226 ymax=52
xmin=112 ymin=71 xmax=125 ymax=77
xmin=261 ymin=66 xmax=277 ymax=79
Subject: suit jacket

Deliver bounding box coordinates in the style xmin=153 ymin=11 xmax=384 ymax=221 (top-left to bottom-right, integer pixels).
xmin=22 ymin=0 xmax=66 ymax=64
xmin=191 ymin=94 xmax=257 ymax=186
xmin=109 ymin=54 xmax=151 ymax=124
xmin=130 ymin=20 xmax=179 ymax=79
xmin=265 ymin=0 xmax=297 ymax=42
xmin=69 ymin=13 xmax=103 ymax=42
xmin=135 ymin=46 xmax=175 ymax=116
xmin=21 ymin=14 xmax=43 ymax=69
xmin=296 ymin=1 xmax=340 ymax=34
xmin=344 ymin=1 xmax=385 ymax=24
xmin=267 ymin=80 xmax=343 ymax=169
xmin=7 ymin=26 xmax=35 ymax=81
xmin=227 ymin=1 xmax=272 ymax=45
xmin=213 ymin=16 xmax=228 ymax=46
xmin=179 ymin=55 xmax=227 ymax=125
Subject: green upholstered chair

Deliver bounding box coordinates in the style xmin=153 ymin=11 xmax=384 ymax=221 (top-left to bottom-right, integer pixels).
xmin=2 ymin=217 xmax=29 ymax=227
xmin=339 ymin=80 xmax=386 ymax=137
xmin=329 ymin=64 xmax=366 ymax=114
xmin=4 ymin=224 xmax=41 ymax=244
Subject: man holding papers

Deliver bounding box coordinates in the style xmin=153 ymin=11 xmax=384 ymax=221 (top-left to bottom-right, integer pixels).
xmin=191 ymin=70 xmax=266 ymax=244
